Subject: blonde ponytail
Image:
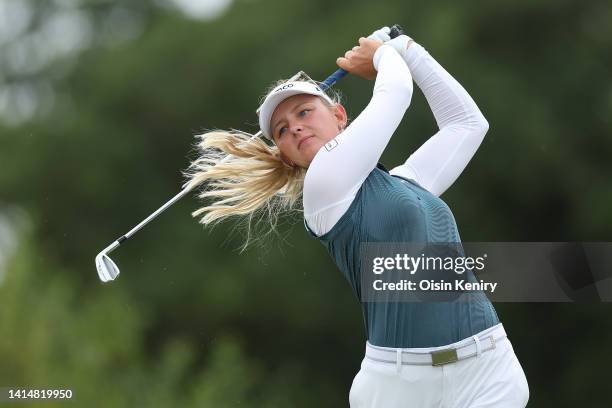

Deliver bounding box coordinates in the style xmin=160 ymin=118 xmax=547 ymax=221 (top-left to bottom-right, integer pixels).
xmin=183 ymin=129 xmax=306 ymax=249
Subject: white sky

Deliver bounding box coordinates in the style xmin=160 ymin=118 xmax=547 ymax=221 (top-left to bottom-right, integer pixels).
xmin=0 ymin=208 xmax=29 ymax=286
xmin=166 ymin=0 xmax=233 ymax=20
xmin=0 ymin=0 xmax=234 ymax=126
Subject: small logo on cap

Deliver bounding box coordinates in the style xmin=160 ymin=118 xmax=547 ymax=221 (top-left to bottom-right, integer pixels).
xmin=325 ymin=139 xmax=339 ymax=151
xmin=274 ymin=83 xmax=294 ymax=93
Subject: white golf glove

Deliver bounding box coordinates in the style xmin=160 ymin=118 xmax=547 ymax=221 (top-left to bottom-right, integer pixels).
xmin=367 ymin=26 xmax=391 ymax=42
xmin=367 ymin=26 xmax=414 ymax=60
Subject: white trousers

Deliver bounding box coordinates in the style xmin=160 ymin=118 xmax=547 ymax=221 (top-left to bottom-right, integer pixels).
xmin=349 ymin=325 xmax=529 ymax=408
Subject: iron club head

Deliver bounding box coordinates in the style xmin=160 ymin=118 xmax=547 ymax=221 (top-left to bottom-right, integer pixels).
xmin=95 ymin=241 xmax=121 ymax=282
xmin=96 ymin=251 xmax=120 ymax=282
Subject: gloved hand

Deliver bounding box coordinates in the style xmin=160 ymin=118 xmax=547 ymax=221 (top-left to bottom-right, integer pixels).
xmin=367 ymin=26 xmax=414 ymax=60
xmin=367 ymin=26 xmax=391 ymax=42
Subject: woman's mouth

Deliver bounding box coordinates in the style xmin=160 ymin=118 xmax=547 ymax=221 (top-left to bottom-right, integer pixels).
xmin=298 ymin=136 xmax=315 ymax=150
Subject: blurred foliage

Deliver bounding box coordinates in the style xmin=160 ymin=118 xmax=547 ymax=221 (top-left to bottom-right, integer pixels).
xmin=1 ymin=0 xmax=611 ymax=406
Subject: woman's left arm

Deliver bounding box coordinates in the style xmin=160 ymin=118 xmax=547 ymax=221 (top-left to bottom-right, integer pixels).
xmin=388 ymin=41 xmax=489 ymax=197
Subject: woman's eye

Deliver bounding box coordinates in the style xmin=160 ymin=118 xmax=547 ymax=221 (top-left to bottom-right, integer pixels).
xmin=278 ymin=127 xmax=287 ymax=136
xmin=299 ymin=109 xmax=310 ymax=117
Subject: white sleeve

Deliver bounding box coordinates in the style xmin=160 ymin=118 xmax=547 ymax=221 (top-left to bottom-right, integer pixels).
xmin=389 ymin=43 xmax=489 ymax=197
xmin=303 ymin=45 xmax=413 ymax=236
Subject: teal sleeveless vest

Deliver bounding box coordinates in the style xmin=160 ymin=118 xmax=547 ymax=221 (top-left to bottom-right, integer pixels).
xmin=305 ymin=164 xmax=499 ymax=348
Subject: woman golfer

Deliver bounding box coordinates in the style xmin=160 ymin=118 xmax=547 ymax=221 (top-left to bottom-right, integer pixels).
xmin=187 ymin=27 xmax=529 ymax=408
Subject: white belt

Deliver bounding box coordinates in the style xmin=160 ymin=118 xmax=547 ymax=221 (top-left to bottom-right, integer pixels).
xmin=365 ymin=324 xmax=507 ymax=366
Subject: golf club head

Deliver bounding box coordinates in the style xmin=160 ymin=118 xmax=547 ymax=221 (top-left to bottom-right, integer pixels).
xmin=95 ymin=251 xmax=120 ymax=282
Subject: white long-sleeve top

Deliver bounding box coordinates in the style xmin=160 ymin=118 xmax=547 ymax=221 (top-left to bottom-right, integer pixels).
xmin=303 ymin=42 xmax=489 ymax=237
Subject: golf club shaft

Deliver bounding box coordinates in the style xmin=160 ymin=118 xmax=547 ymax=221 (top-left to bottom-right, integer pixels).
xmin=117 ymin=130 xmax=264 ymax=246
xmin=320 ymin=24 xmax=405 ymax=89
xmin=104 ymin=24 xmax=405 ymax=252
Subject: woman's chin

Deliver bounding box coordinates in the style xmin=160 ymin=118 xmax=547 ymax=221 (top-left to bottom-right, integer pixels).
xmin=301 ymin=142 xmax=324 ymax=161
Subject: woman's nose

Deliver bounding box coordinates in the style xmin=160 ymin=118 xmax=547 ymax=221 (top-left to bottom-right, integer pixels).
xmin=290 ymin=124 xmax=304 ymax=134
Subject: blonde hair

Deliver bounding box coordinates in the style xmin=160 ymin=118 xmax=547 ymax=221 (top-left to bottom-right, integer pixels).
xmin=183 ymin=129 xmax=305 ymax=250
xmin=184 ymin=75 xmax=342 ymax=250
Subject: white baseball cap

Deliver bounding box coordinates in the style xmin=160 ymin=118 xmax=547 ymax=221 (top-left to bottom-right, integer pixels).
xmin=257 ymin=80 xmax=334 ymax=141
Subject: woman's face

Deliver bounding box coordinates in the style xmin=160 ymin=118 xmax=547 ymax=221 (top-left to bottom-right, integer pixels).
xmin=270 ymin=94 xmax=347 ymax=168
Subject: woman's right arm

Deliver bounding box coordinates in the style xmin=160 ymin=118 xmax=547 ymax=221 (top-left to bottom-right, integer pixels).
xmin=303 ymin=44 xmax=413 ymax=236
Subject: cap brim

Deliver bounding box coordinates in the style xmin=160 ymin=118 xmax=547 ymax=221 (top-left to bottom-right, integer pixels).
xmin=258 ymin=82 xmax=333 ymax=140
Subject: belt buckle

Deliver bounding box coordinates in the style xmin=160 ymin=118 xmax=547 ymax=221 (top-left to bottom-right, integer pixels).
xmin=431 ymin=348 xmax=458 ymax=366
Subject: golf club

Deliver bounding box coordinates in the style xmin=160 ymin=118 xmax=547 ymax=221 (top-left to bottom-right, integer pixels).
xmin=95 ymin=24 xmax=405 ymax=283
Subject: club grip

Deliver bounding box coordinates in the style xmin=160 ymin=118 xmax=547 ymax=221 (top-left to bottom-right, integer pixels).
xmin=320 ymin=24 xmax=405 ymax=90
xmin=389 ymin=24 xmax=405 ymax=39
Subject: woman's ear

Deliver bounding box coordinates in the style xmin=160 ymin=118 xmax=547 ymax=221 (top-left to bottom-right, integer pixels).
xmin=333 ymin=103 xmax=348 ymax=130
